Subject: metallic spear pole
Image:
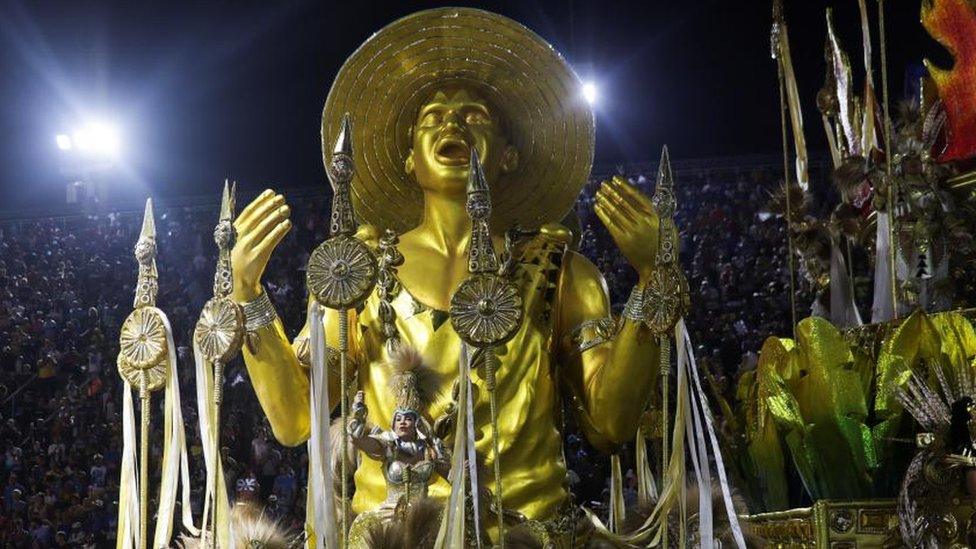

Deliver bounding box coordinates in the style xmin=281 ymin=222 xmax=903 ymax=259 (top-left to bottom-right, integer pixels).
xmin=878 ymin=0 xmax=899 ymax=316
xmin=118 ymin=199 xmax=169 ymax=549
xmin=306 ymin=114 xmax=378 ymax=548
xmin=449 ymin=148 xmax=525 ymax=547
xmin=139 ymin=373 xmax=149 ymax=549
xmin=194 ymin=180 xmax=245 ymax=547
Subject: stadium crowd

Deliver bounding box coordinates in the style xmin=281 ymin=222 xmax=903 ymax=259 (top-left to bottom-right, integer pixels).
xmin=0 ymin=159 xmax=821 ymax=545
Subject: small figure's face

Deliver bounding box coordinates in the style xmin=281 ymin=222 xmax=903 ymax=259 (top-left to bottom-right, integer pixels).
xmin=393 ymin=413 xmax=418 ymax=441
xmin=406 ymin=86 xmax=518 ymax=195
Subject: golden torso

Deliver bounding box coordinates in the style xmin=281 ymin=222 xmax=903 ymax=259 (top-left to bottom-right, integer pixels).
xmin=350 ymin=227 xmax=570 ymax=519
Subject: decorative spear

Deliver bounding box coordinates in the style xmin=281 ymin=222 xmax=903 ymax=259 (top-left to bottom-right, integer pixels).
xmin=193 ymin=181 xmax=244 ymax=547
xmin=643 ymin=145 xmax=689 ymax=548
xmin=306 ymin=113 xmax=378 ymax=547
xmin=118 ymin=199 xmax=170 ymax=549
xmin=448 ymin=148 xmax=525 ymax=548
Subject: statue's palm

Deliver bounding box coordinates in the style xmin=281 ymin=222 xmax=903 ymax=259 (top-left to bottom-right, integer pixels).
xmin=594 ymin=175 xmax=661 ymax=280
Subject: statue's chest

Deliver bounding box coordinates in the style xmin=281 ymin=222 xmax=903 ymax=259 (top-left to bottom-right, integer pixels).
xmin=354 ymin=240 xmax=565 ymax=422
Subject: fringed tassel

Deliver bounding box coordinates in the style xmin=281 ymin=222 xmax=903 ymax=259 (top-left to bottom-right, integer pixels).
xmin=872 ymin=212 xmax=895 ymax=322
xmin=635 ymin=432 xmax=658 ymax=507
xmin=435 ymin=344 xmax=474 ymax=549
xmin=153 ymin=313 xmax=197 ymax=547
xmin=829 ymin=239 xmax=863 ymax=328
xmin=608 ymin=455 xmax=625 ymax=534
xmin=307 ymin=304 xmax=339 ymax=548
xmin=194 ymin=341 xmax=231 ymax=547
xmin=116 ymin=380 xmax=139 ymax=549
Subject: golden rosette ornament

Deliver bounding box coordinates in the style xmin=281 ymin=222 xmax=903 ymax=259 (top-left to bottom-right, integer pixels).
xmin=307 ymin=235 xmax=378 ymax=310
xmin=194 ymin=296 xmax=244 ymax=363
xmin=642 ymin=266 xmax=690 ymax=336
xmin=117 ymin=306 xmax=169 ymax=390
xmin=450 ymin=273 xmax=523 ymax=347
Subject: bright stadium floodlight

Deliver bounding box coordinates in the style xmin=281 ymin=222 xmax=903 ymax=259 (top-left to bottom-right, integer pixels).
xmin=56 ymin=134 xmax=73 ymax=150
xmin=67 ymin=121 xmax=121 ymax=157
xmin=582 ymin=81 xmax=598 ymax=105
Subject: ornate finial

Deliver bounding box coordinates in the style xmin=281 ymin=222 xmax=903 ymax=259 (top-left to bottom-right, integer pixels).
xmin=212 ymin=180 xmax=236 ymax=298
xmin=644 ymin=145 xmax=689 ymax=335
xmin=195 ymin=181 xmax=245 ymax=364
xmin=653 ymin=145 xmax=677 ymax=265
xmin=119 ymin=197 xmax=169 ymax=390
xmin=466 ymin=148 xmax=498 ymax=275
xmin=449 ymin=149 xmax=523 ymax=348
xmin=308 ymin=113 xmax=378 ymax=309
xmin=328 ymin=113 xmax=357 ymax=237
xmin=133 ymin=198 xmax=158 ymax=309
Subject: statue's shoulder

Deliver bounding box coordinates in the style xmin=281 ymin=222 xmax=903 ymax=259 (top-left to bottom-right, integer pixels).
xmin=525 ymin=223 xmax=606 ymax=297
xmin=353 ymin=224 xmax=381 ymax=249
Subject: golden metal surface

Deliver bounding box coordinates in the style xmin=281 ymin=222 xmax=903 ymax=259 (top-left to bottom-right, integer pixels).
xmin=238 ymin=10 xmax=669 ymax=537
xmin=119 ymin=307 xmax=168 ymax=371
xmin=321 ymin=7 xmax=594 ymax=233
xmin=449 ymin=274 xmax=523 ymax=348
xmin=116 ymin=352 xmax=167 ymax=396
xmin=194 ymin=296 xmax=244 ymax=364
xmin=307 ymin=235 xmax=378 ymax=309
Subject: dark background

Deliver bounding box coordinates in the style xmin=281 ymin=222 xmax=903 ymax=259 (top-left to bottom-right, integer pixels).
xmin=0 ymin=0 xmax=947 ymax=211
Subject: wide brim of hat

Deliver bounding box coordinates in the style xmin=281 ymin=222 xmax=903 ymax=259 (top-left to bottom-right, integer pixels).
xmin=322 ymin=7 xmax=595 ymax=233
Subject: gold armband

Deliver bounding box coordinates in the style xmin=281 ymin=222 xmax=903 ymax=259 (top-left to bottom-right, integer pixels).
xmin=292 ymin=334 xmax=352 ymax=387
xmin=565 ymin=317 xmax=619 ymax=356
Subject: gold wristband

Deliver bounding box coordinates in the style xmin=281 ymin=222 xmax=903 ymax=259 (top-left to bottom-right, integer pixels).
xmin=240 ymin=290 xmax=278 ymax=333
xmin=621 ymin=284 xmax=647 ymax=323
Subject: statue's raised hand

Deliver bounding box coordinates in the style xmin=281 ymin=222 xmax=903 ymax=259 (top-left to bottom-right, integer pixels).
xmin=231 ymin=189 xmax=292 ymax=302
xmin=594 ymin=176 xmax=661 ymax=281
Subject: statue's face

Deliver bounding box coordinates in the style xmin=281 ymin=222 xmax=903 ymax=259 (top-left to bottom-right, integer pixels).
xmin=406 ymin=86 xmax=518 ymax=195
xmin=393 ymin=412 xmax=418 ymax=441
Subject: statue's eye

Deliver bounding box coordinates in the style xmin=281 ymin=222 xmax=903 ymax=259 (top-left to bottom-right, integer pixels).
xmin=420 ymin=111 xmax=442 ymax=127
xmin=465 ymin=111 xmax=490 ymax=125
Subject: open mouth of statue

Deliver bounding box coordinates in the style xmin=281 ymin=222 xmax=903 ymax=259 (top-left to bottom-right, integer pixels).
xmin=435 ymin=138 xmax=471 ymax=166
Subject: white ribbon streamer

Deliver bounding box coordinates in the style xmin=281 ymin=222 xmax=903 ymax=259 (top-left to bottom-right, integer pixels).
xmin=829 ymin=239 xmax=863 ymax=328
xmin=871 ymin=212 xmax=895 ymax=323
xmin=464 ymin=347 xmax=482 ymax=547
xmin=116 ymin=380 xmax=139 ymax=549
xmin=680 ymin=319 xmax=747 ymax=548
xmin=154 ymin=313 xmax=198 ymax=547
xmin=308 ymin=304 xmax=339 ymax=548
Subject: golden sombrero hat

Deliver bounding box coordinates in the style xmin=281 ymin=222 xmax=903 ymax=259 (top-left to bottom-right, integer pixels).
xmin=322 ymin=7 xmax=595 ymax=233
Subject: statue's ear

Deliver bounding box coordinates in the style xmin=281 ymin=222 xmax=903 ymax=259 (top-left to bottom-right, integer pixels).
xmin=500 ymin=145 xmax=519 ymax=174
xmin=405 ymin=149 xmax=415 ymax=175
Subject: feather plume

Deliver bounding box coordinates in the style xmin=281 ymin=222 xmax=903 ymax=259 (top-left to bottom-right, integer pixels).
xmin=174 ymin=503 xmax=300 ymax=548
xmin=388 ymin=345 xmax=439 ymax=416
xmin=362 ymin=498 xmax=443 ymax=549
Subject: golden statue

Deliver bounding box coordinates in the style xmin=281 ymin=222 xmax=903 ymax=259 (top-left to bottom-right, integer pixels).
xmin=231 ymin=8 xmax=665 ymax=544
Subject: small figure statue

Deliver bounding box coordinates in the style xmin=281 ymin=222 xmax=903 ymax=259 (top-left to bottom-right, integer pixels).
xmin=346 ymin=346 xmax=449 ymax=543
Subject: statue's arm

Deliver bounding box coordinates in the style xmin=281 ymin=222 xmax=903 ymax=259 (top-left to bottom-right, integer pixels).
xmin=242 ymin=298 xmax=358 ymax=447
xmin=555 ymin=250 xmax=660 ymax=451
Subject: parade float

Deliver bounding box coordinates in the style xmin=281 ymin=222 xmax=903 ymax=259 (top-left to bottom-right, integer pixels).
xmin=111 ymin=2 xmax=976 ymax=547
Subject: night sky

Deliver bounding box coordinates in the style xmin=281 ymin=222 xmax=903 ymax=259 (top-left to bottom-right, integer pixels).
xmin=0 ymin=1 xmax=945 ymax=212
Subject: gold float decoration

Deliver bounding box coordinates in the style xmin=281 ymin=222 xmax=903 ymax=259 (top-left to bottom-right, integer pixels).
xmin=321 ymin=7 xmax=595 ymax=233
xmin=642 ymin=267 xmax=689 ymax=336
xmin=450 ymin=150 xmax=523 ymax=348
xmin=194 ymin=296 xmax=244 ymax=364
xmin=119 ymin=306 xmax=168 ymax=371
xmin=307 ymin=235 xmax=377 ymax=309
xmin=307 ymin=114 xmax=378 ymax=310
xmin=450 ymin=273 xmax=523 ymax=348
